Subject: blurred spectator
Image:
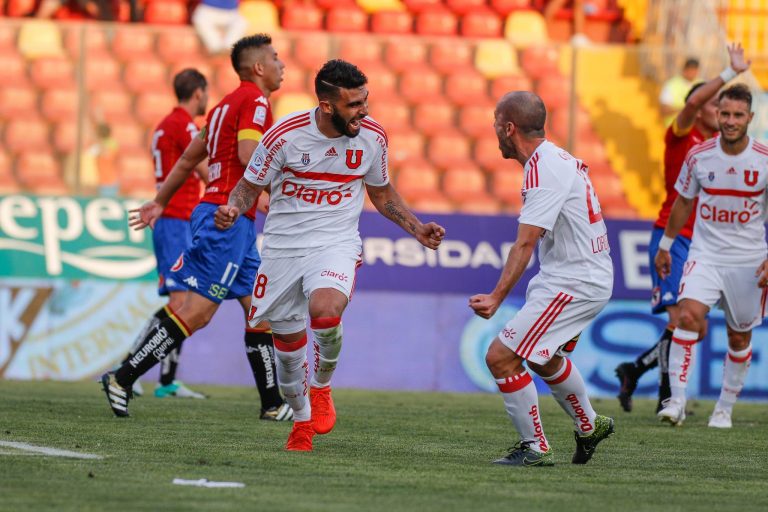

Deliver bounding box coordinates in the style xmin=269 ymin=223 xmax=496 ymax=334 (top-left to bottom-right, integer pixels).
xmin=659 ymin=57 xmax=700 ymax=126
xmin=65 ymin=122 xmax=118 ymax=196
xmin=192 ymin=0 xmax=247 ymax=54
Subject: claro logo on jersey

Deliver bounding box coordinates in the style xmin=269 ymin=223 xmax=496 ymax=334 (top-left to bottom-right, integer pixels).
xmin=282 ymin=181 xmax=353 ymax=206
xmin=700 ymin=200 xmax=760 ymax=224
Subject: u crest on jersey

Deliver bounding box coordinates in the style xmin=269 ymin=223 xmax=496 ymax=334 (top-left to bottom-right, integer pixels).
xmin=744 ymin=169 xmax=758 ymax=186
xmin=346 ymin=149 xmax=363 ymax=169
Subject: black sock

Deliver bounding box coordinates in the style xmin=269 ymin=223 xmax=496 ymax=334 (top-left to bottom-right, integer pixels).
xmin=657 ymin=328 xmax=673 ymax=406
xmin=159 ymin=341 xmax=183 ymax=386
xmin=115 ymin=316 xmax=189 ymax=388
xmin=244 ymin=330 xmax=283 ymax=410
xmin=634 ymin=331 xmax=667 ymax=375
xmin=121 ymin=307 xmax=170 ymax=365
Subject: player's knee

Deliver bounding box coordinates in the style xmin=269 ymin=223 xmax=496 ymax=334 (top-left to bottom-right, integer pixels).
xmin=177 ymin=308 xmax=215 ymax=333
xmin=677 ymin=307 xmax=701 ymax=332
xmin=727 ymin=330 xmax=751 ymax=351
xmin=308 ymin=290 xmax=347 ymax=319
xmin=485 ymin=340 xmax=520 ymax=377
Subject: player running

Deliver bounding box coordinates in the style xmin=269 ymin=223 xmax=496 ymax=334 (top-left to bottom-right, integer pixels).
xmin=615 ymin=43 xmax=750 ymax=413
xmin=103 ymin=34 xmax=291 ymax=421
xmin=214 ymin=59 xmax=446 ymax=451
xmin=655 ymin=83 xmax=768 ymax=429
xmin=119 ymin=68 xmax=209 ymax=400
xmin=470 ymin=91 xmax=614 ymax=467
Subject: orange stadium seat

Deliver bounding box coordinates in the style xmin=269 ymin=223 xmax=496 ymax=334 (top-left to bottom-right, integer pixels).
xmin=504 ymin=10 xmax=549 ymax=46
xmin=412 ymin=101 xmax=454 ymax=136
xmin=549 ymin=106 xmax=591 ymax=142
xmin=491 ymin=163 xmax=524 ymax=209
xmin=281 ymin=2 xmax=324 ymax=31
xmin=135 ymin=93 xmax=176 ymax=127
xmin=276 ymin=60 xmax=308 ymax=94
xmin=415 ymin=6 xmax=458 ymax=36
xmin=41 ymin=88 xmax=78 ymax=123
xmin=143 ymin=0 xmax=189 ymax=25
xmin=443 ymin=165 xmax=488 ymax=201
xmin=491 ymin=75 xmax=533 ymax=101
xmin=403 ymin=0 xmax=441 ymax=13
xmin=364 ymin=64 xmax=399 ymax=101
xmin=410 ymin=194 xmax=454 ymax=213
xmin=384 ymin=39 xmax=427 ymax=72
xmin=427 ymin=131 xmax=472 ymax=170
xmin=214 ymin=59 xmax=241 ymax=96
xmin=119 ymin=153 xmax=157 ymax=198
xmin=368 ymin=100 xmax=411 ymax=133
xmin=18 ymin=20 xmax=64 ymax=59
xmin=458 ymin=103 xmax=495 ymax=138
xmin=447 ymin=0 xmax=486 ymax=15
xmin=29 ymin=57 xmax=75 ymax=89
xmin=0 ymin=52 xmax=28 ymax=87
xmin=429 ymin=39 xmax=473 ymax=75
xmin=459 ymin=197 xmax=502 ymax=215
xmin=445 ymin=70 xmax=489 ymax=106
xmin=461 ymin=8 xmax=503 ymax=38
xmin=0 ymin=152 xmax=20 ymax=194
xmin=536 ymin=75 xmax=570 ymax=110
xmin=5 ymin=0 xmax=36 ymax=17
xmin=400 ymin=67 xmax=442 ymax=104
xmin=84 ymin=54 xmax=121 ymax=91
xmin=0 ymin=88 xmax=38 ymax=120
xmin=293 ymin=34 xmax=331 ymax=72
xmin=156 ymin=30 xmax=204 ymax=63
xmin=0 ymin=24 xmax=17 ymax=51
xmin=490 ymin=0 xmax=532 ymax=15
xmin=326 ymin=5 xmax=369 ymax=32
xmin=520 ymin=45 xmax=561 ymax=81
xmin=474 ymin=135 xmax=509 ymax=173
xmin=111 ymin=124 xmax=146 ymax=151
xmin=371 ymin=10 xmax=414 ymax=35
xmin=63 ymin=26 xmax=107 ymax=59
xmin=338 ymin=37 xmax=383 ymax=69
xmin=52 ymin=121 xmax=78 ymax=153
xmin=396 ymin=160 xmax=441 ymax=202
xmin=315 ymin=0 xmax=355 ymax=8
xmin=90 ymin=89 xmax=134 ymax=124
xmin=112 ymin=27 xmax=156 ymax=62
xmin=388 ymin=130 xmax=425 ymax=165
xmin=169 ymin=60 xmax=215 ymax=84
xmin=16 ymin=151 xmax=68 ymax=195
xmin=475 ymin=39 xmax=519 ymax=79
xmin=124 ymin=59 xmax=169 ymax=94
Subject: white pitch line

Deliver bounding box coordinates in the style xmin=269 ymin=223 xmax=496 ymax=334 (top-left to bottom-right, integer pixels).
xmin=0 ymin=441 xmax=103 ymax=460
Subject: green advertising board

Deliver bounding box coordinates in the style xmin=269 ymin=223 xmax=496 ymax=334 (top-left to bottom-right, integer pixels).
xmin=0 ymin=195 xmax=156 ymax=281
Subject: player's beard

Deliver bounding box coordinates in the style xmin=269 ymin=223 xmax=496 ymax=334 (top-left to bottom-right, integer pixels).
xmin=331 ymin=106 xmax=361 ymax=138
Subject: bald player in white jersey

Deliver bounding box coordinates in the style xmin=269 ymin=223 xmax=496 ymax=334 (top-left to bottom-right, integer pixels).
xmin=656 ymin=83 xmax=768 ymax=429
xmin=470 ymin=91 xmax=615 ymax=467
xmin=215 ymin=59 xmax=445 ymax=452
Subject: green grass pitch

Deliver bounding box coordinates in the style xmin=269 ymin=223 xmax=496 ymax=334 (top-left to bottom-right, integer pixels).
xmin=1 ymin=380 xmax=767 ymax=512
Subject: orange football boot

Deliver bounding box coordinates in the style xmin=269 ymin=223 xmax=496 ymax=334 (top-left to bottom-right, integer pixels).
xmin=285 ymin=420 xmax=315 ymax=451
xmin=310 ymin=386 xmax=336 ymax=434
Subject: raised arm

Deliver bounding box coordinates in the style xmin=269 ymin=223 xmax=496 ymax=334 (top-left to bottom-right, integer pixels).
xmin=469 ymin=224 xmax=543 ymax=319
xmin=365 ymin=183 xmax=445 ymax=250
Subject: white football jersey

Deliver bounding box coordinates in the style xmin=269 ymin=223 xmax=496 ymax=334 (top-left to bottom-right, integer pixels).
xmin=675 ymin=137 xmax=768 ymax=266
xmin=518 ymin=141 xmax=614 ymax=300
xmin=244 ymin=109 xmax=389 ymax=258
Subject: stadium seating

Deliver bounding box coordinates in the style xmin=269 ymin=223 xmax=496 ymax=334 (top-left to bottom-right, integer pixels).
xmin=281 ymin=2 xmax=324 ymax=31
xmin=429 ymin=39 xmax=473 ymax=74
xmin=0 ymin=51 xmax=28 ymax=88
xmin=240 ymin=0 xmax=280 ymax=34
xmin=427 ymin=131 xmax=473 ymax=170
xmin=143 ymin=0 xmax=189 ymax=25
xmin=474 ymin=39 xmax=519 ymax=78
xmin=415 ymin=5 xmax=458 ymax=36
xmin=371 ymin=10 xmax=414 ymax=34
xmin=41 ymin=88 xmax=79 ymax=123
xmin=460 ymin=7 xmax=503 ymax=38
xmin=17 ymin=20 xmax=63 ymax=58
xmin=326 ymin=5 xmax=369 ymax=32
xmin=16 ymin=151 xmax=68 ymax=195
xmin=504 ymin=10 xmax=549 ymax=46
xmin=29 ymin=56 xmax=75 ymax=89
xmin=0 ymin=151 xmax=20 ymax=194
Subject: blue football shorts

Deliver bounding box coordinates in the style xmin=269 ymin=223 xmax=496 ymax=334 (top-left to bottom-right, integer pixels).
xmin=153 ymin=217 xmax=192 ymax=296
xmin=648 ymin=226 xmax=691 ymax=315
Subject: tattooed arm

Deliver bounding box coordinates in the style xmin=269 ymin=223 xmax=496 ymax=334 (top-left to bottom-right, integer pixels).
xmin=366 ymin=183 xmax=445 ymax=250
xmin=214 ymin=178 xmax=266 ymax=230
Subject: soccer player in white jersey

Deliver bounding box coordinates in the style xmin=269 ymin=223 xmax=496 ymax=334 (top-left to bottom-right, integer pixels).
xmin=655 ymin=84 xmax=768 ymax=429
xmin=214 ymin=59 xmax=446 ymax=451
xmin=470 ymin=92 xmax=615 ymax=467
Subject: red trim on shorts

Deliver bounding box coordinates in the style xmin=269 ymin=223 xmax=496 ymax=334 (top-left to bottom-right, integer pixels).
xmin=273 ymin=334 xmax=308 ymax=352
xmin=547 ymin=358 xmax=572 ymax=385
xmin=728 ymin=349 xmax=752 ymax=363
xmin=518 ymin=292 xmax=573 ymax=360
xmin=282 ymin=166 xmax=365 ymax=183
xmin=246 ymin=327 xmax=271 ymax=334
xmin=701 ymin=187 xmax=763 ymax=198
xmin=562 ymin=339 xmax=578 ymax=353
xmin=496 ymin=371 xmax=533 ymax=393
xmin=310 ymin=316 xmax=341 ymax=329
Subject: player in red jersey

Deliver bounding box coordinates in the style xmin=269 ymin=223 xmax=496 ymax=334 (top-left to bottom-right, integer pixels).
xmin=119 ymin=69 xmax=210 ymax=400
xmin=102 ymin=34 xmax=291 ymax=421
xmin=615 ymin=43 xmax=750 ymax=413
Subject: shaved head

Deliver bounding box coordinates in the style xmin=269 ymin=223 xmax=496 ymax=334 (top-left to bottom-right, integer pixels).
xmin=496 ymin=91 xmax=547 ymax=137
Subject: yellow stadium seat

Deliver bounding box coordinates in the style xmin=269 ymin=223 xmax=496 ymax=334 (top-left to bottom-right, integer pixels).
xmin=474 ymin=39 xmax=519 ymax=78
xmin=274 ymin=93 xmax=315 ymax=120
xmin=504 ymin=11 xmax=549 ymax=47
xmin=240 ymin=0 xmax=280 ymax=34
xmin=357 ymin=0 xmax=405 ymax=12
xmin=17 ymin=20 xmax=64 ymax=59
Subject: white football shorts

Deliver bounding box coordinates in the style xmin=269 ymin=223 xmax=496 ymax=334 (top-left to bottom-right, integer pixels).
xmin=498 ymin=281 xmax=608 ymax=365
xmin=247 ymin=244 xmax=362 ymax=334
xmin=678 ymin=260 xmax=766 ymax=332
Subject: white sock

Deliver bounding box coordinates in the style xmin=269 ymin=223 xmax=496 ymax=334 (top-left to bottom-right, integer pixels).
xmin=716 ymin=344 xmax=752 ymax=414
xmin=496 ymin=370 xmax=550 ymax=453
xmin=309 ymin=317 xmax=342 ymax=388
xmin=274 ymin=335 xmax=310 ymax=422
xmin=668 ymin=328 xmax=698 ymax=404
xmin=537 ymin=358 xmax=596 ymax=435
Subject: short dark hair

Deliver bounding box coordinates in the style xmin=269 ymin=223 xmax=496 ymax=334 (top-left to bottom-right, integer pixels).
xmin=684 ymin=57 xmax=700 ymax=69
xmin=314 ymin=59 xmax=368 ymax=101
xmin=231 ymin=34 xmax=272 ymax=74
xmin=684 ymin=82 xmax=705 ymax=103
xmin=173 ymin=68 xmax=207 ymax=102
xmin=719 ymin=83 xmax=752 ymax=109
